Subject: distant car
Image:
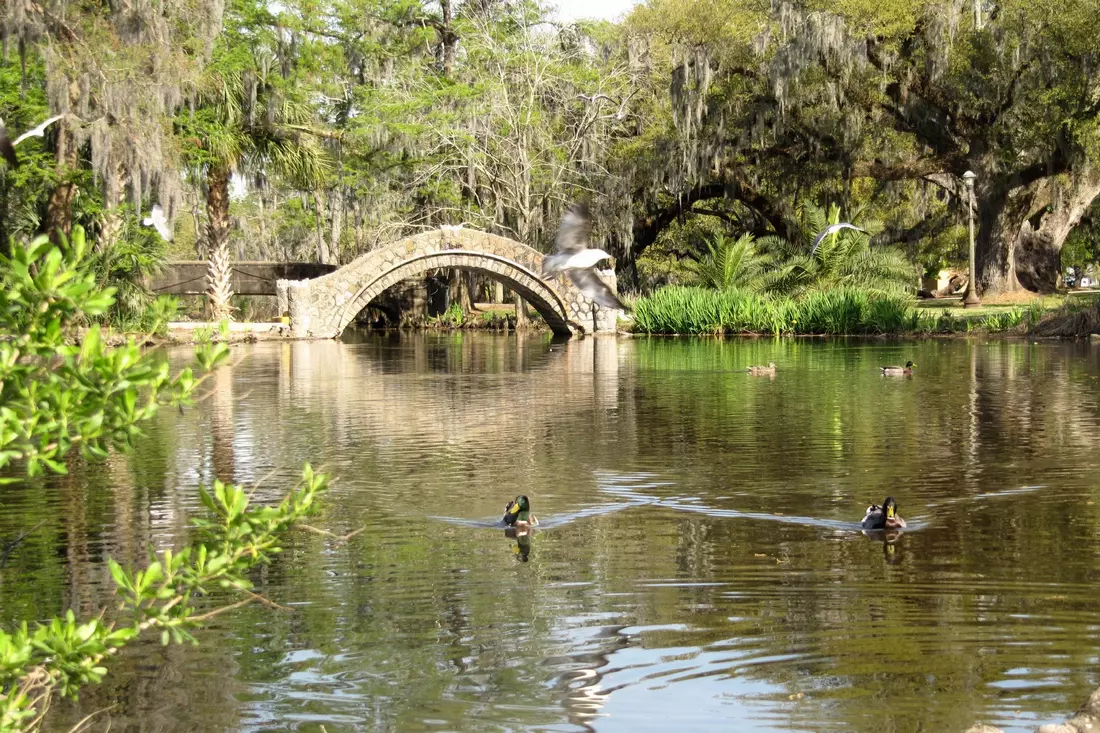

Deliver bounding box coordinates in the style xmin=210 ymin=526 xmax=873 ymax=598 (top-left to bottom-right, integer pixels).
xmin=1081 ymin=277 xmax=1095 ymax=288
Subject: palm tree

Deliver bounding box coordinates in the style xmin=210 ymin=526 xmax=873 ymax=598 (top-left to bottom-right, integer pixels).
xmin=181 ymin=64 xmax=330 ymax=321
xmin=686 ymin=232 xmax=773 ymax=290
xmin=759 ymin=202 xmax=915 ymax=297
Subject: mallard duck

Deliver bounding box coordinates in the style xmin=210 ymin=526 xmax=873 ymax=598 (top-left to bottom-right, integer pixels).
xmin=503 ymin=495 xmax=539 ymax=528
xmin=747 ymin=362 xmax=776 ymax=375
xmin=860 ymin=497 xmax=907 ymax=530
xmin=881 ymin=360 xmax=914 ymax=376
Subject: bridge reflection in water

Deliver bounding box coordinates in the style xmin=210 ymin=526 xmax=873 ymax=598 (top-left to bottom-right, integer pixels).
xmin=275 ymin=334 xmax=624 ymax=450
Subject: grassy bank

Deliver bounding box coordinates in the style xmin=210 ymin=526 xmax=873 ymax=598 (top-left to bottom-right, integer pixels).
xmin=629 ymin=286 xmax=1084 ymax=336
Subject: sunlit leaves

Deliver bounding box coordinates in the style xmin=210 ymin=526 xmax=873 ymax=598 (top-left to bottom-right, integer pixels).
xmin=0 ymin=227 xmax=230 ymax=477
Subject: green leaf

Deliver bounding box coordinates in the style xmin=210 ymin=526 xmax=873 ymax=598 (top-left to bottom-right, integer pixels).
xmin=80 ymin=327 xmax=102 ymax=362
xmin=108 ymin=559 xmax=131 ymax=591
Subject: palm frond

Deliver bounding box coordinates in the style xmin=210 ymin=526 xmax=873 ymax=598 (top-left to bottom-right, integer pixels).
xmin=686 ymin=232 xmax=773 ymax=291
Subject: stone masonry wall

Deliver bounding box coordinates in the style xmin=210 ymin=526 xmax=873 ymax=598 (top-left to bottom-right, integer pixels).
xmin=280 ymin=228 xmax=622 ymax=338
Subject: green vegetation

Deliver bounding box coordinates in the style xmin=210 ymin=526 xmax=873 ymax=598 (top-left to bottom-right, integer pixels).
xmin=686 ymin=233 xmax=773 ymax=291
xmin=633 ymin=286 xmax=919 ymax=335
xmin=0 ymin=230 xmax=329 ymax=731
xmin=0 ymin=228 xmax=224 ymax=477
xmin=2 ymin=0 xmax=1097 ymax=327
xmin=756 ymin=203 xmax=916 ymax=298
xmin=631 ymin=286 xmax=1064 ymax=336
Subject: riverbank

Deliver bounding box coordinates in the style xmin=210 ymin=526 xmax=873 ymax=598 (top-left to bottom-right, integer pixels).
xmin=73 ymin=321 xmax=292 ymax=347
xmin=82 ymin=290 xmax=1100 ymax=344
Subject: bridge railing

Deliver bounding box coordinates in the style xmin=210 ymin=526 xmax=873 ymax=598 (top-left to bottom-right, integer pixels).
xmin=148 ymin=262 xmax=337 ymax=296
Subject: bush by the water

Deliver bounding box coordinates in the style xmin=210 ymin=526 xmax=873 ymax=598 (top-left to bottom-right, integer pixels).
xmin=632 ymin=286 xmax=921 ymax=335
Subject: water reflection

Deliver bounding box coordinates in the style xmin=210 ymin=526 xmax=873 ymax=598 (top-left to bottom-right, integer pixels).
xmin=504 ymin=527 xmax=533 ymax=561
xmin=1 ymin=334 xmax=1099 ymax=732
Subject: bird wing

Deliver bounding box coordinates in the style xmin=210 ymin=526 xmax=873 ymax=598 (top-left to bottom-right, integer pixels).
xmin=145 ymin=204 xmax=173 ymax=241
xmin=567 ymin=268 xmax=628 ymax=311
xmin=810 ymin=222 xmax=866 ymax=255
xmin=554 ymin=203 xmax=592 ymax=254
xmin=153 ymin=219 xmax=173 ymax=241
xmin=12 ymin=115 xmax=63 ymax=146
xmin=0 ymin=120 xmax=18 ymax=168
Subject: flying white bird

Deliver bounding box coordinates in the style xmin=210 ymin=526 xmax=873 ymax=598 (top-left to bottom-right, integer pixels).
xmin=543 ymin=203 xmax=628 ymax=311
xmin=0 ymin=114 xmax=64 ymax=168
xmin=13 ymin=115 xmax=63 ymax=146
xmin=810 ymin=222 xmax=866 ymax=255
xmin=143 ymin=204 xmax=173 ymax=241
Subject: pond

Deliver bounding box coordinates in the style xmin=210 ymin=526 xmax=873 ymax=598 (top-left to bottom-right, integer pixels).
xmin=4 ymin=333 xmax=1100 ymax=732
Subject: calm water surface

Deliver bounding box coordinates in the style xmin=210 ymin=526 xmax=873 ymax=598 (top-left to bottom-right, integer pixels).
xmin=3 ymin=333 xmax=1100 ymax=732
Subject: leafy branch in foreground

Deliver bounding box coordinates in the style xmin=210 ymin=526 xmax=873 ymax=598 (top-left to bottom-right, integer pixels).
xmin=0 ymin=226 xmax=229 ymax=479
xmin=0 ymin=229 xmax=330 ymax=732
xmin=0 ymin=465 xmax=328 ymax=732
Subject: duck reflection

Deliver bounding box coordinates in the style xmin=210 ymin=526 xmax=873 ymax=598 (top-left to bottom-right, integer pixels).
xmin=504 ymin=527 xmax=532 ymax=561
xmin=862 ymin=528 xmax=903 ymax=564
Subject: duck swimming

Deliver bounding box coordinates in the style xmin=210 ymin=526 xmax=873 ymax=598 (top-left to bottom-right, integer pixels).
xmin=861 ymin=497 xmax=907 ymax=530
xmin=747 ymin=362 xmax=776 ymax=375
xmin=503 ymin=495 xmax=538 ymax=528
xmin=881 ymin=360 xmax=914 ymax=376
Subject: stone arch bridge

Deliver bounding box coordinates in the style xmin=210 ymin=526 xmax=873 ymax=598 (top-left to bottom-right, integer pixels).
xmin=278 ymin=228 xmax=620 ymax=338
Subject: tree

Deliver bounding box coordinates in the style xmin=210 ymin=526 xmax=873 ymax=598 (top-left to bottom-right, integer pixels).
xmin=1 ymin=0 xmax=224 ymax=245
xmin=179 ymin=0 xmax=331 ymax=320
xmin=622 ymin=0 xmax=1100 ymax=295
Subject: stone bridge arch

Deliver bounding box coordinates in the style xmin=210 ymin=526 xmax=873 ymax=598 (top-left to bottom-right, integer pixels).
xmin=279 ymin=228 xmax=620 ymax=338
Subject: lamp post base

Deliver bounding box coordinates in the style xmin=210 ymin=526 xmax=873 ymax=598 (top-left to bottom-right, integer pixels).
xmin=963 ymin=288 xmax=982 ymax=308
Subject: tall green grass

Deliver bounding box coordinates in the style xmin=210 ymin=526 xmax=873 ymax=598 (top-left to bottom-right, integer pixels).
xmin=632 ymin=286 xmax=920 ymax=335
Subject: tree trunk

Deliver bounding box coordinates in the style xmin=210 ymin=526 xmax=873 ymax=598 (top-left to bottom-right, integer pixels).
xmin=0 ymin=179 xmax=9 ymax=257
xmin=99 ymin=162 xmax=130 ymax=252
xmin=329 ymin=188 xmax=344 ymax=263
xmin=439 ymin=0 xmax=457 ymax=76
xmin=45 ymin=124 xmax=79 ymax=247
xmin=977 ymin=166 xmax=1100 ymax=295
xmin=514 ymin=292 xmax=529 ymax=329
xmin=258 ymin=193 xmax=269 ymax=260
xmin=352 ymin=198 xmax=365 ymax=253
xmin=313 ymin=190 xmax=332 ymax=265
xmin=494 ymin=281 xmax=504 ymax=304
xmin=190 ymin=192 xmax=205 ymax=260
xmin=975 ymin=182 xmax=1032 ymax=296
xmin=1016 ymin=166 xmax=1100 ymax=292
xmin=205 ymin=165 xmax=234 ymax=321
xmin=450 ymin=268 xmax=474 ymax=314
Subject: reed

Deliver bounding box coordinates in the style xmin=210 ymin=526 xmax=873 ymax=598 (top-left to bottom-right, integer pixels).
xmin=632 ymin=286 xmax=920 ymax=335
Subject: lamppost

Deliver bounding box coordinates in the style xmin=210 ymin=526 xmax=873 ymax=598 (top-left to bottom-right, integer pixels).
xmin=963 ymin=170 xmax=981 ymax=308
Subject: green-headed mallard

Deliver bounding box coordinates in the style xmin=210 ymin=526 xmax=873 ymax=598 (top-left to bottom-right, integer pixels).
xmin=881 ymin=360 xmax=914 ymax=376
xmin=860 ymin=497 xmax=907 ymax=530
xmin=503 ymin=495 xmax=538 ymax=528
xmin=747 ymin=362 xmax=776 ymax=375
